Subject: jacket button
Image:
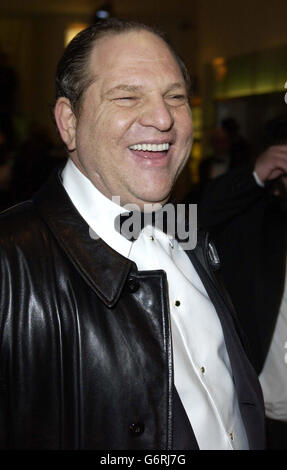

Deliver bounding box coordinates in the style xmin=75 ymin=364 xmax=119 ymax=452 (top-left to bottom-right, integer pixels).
xmin=127 ymin=278 xmax=139 ymax=293
xmin=129 ymin=422 xmax=145 ymax=437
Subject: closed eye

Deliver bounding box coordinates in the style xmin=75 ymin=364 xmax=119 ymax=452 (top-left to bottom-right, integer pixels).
xmin=113 ymin=96 xmax=139 ymax=107
xmin=164 ymin=94 xmax=188 ymax=107
xmin=167 ymin=94 xmax=187 ymax=101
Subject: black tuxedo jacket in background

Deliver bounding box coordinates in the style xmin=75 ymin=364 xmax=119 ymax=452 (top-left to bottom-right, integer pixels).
xmin=199 ymin=165 xmax=287 ymax=374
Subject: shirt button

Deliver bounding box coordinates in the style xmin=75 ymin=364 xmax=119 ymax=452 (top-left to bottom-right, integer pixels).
xmin=126 ymin=278 xmax=139 ymax=293
xmin=129 ymin=422 xmax=145 ymax=437
xmin=174 ymin=300 xmax=181 ymax=307
xmin=150 ymin=235 xmax=155 ymax=241
xmin=229 ymin=432 xmax=234 ymax=441
xmin=200 ymin=366 xmax=205 ymax=374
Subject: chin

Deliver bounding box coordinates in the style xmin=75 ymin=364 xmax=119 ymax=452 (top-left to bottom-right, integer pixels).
xmin=127 ymin=178 xmax=174 ymax=208
xmin=137 ymin=190 xmax=172 ymax=207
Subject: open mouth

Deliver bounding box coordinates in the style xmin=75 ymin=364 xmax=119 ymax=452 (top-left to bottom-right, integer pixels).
xmin=128 ymin=142 xmax=171 ymax=161
xmin=129 ymin=143 xmax=170 ymax=152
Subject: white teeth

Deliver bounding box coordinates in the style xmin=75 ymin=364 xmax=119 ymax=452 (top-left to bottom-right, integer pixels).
xmin=129 ymin=143 xmax=170 ymax=151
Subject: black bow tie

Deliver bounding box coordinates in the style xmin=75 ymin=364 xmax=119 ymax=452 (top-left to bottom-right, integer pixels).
xmin=114 ymin=209 xmax=168 ymax=242
xmin=114 ymin=202 xmax=191 ymax=242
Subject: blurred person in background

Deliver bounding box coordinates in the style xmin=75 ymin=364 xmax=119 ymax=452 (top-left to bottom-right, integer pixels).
xmin=10 ymin=122 xmax=65 ymax=203
xmin=186 ymin=119 xmax=252 ymax=205
xmin=199 ymin=115 xmax=287 ymax=449
xmin=221 ymin=117 xmax=252 ymax=170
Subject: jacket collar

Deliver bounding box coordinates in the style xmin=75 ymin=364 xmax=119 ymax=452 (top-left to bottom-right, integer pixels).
xmin=33 ymin=168 xmax=134 ymax=307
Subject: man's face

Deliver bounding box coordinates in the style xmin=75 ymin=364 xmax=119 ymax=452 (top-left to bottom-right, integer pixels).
xmin=64 ymin=30 xmax=193 ymax=208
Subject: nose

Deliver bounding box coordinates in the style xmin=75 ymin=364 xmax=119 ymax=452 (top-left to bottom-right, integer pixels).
xmin=139 ymin=96 xmax=174 ymax=131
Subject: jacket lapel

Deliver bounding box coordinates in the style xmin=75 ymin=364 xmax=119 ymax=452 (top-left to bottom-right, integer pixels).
xmin=33 ymin=170 xmax=132 ymax=307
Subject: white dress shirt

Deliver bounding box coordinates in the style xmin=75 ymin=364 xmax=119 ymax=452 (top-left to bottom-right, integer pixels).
xmin=61 ymin=159 xmax=249 ymax=450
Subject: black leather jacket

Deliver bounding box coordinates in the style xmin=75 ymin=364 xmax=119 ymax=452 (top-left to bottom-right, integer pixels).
xmin=0 ymin=171 xmax=265 ymax=449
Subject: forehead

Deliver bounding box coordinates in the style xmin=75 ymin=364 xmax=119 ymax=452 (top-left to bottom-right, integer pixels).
xmin=88 ymin=30 xmax=184 ymax=88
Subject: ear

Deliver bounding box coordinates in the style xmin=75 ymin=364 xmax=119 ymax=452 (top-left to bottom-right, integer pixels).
xmin=54 ymin=97 xmax=77 ymax=151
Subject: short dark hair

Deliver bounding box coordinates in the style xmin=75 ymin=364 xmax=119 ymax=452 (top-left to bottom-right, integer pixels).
xmin=263 ymin=114 xmax=287 ymax=149
xmin=55 ymin=18 xmax=191 ymax=116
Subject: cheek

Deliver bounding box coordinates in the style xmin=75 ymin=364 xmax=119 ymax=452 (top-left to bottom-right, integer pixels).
xmin=182 ymin=112 xmax=193 ymax=139
xmin=93 ymin=106 xmax=137 ymax=147
xmin=174 ymin=108 xmax=193 ymax=143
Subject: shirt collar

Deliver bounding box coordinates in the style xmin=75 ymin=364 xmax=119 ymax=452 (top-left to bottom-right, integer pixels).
xmin=61 ymin=159 xmax=133 ymax=258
